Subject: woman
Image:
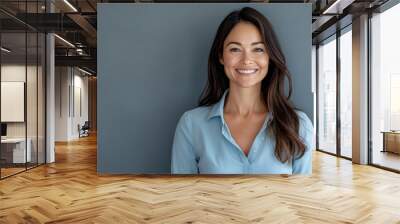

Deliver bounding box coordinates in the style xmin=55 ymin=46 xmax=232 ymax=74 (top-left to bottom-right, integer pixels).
xmin=171 ymin=7 xmax=314 ymax=174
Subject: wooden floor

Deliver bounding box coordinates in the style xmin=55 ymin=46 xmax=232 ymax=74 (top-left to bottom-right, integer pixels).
xmin=1 ymin=163 xmax=46 ymax=178
xmin=372 ymin=150 xmax=400 ymax=171
xmin=1 ymin=135 xmax=400 ymax=223
xmin=0 ymin=167 xmax=26 ymax=178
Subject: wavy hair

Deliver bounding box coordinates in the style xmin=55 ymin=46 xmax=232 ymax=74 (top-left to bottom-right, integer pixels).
xmin=198 ymin=7 xmax=306 ymax=163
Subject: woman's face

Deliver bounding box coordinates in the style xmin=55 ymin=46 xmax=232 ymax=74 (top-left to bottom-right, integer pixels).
xmin=220 ymin=21 xmax=269 ymax=89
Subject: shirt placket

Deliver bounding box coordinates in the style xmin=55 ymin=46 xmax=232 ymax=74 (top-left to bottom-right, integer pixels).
xmin=247 ymin=115 xmax=270 ymax=163
xmin=221 ymin=123 xmax=250 ymax=166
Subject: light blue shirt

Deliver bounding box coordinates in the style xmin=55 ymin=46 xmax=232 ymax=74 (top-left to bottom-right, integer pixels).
xmin=171 ymin=91 xmax=314 ymax=175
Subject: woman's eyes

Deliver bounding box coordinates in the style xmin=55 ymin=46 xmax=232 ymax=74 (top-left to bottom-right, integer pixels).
xmin=228 ymin=47 xmax=265 ymax=53
xmin=229 ymin=48 xmax=241 ymax=52
xmin=254 ymin=48 xmax=265 ymax=53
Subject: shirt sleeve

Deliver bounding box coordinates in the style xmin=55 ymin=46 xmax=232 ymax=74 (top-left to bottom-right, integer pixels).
xmin=292 ymin=111 xmax=314 ymax=175
xmin=171 ymin=111 xmax=198 ymax=174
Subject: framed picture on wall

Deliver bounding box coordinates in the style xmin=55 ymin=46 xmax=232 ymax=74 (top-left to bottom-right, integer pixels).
xmin=1 ymin=81 xmax=25 ymax=122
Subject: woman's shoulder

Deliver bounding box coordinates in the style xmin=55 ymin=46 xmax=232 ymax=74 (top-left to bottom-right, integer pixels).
xmin=294 ymin=110 xmax=314 ymax=134
xmin=295 ymin=110 xmax=310 ymax=121
xmin=179 ymin=106 xmax=213 ymax=125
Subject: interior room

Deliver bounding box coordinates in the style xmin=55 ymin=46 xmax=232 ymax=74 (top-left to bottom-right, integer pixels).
xmin=0 ymin=0 xmax=399 ymax=223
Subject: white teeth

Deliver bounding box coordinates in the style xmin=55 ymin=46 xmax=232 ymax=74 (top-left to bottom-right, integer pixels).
xmin=236 ymin=69 xmax=258 ymax=74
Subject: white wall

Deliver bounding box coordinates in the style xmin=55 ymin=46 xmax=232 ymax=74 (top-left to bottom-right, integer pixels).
xmin=1 ymin=66 xmax=26 ymax=137
xmin=1 ymin=64 xmax=39 ymax=138
xmin=55 ymin=67 xmax=89 ymax=141
xmin=55 ymin=66 xmax=70 ymax=141
xmin=1 ymin=63 xmax=46 ymax=164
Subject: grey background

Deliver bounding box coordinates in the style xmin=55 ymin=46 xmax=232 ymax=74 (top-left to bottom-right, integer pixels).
xmin=98 ymin=3 xmax=312 ymax=174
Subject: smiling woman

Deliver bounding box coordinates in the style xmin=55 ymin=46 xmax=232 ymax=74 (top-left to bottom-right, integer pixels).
xmin=220 ymin=22 xmax=269 ymax=89
xmin=171 ymin=7 xmax=314 ymax=175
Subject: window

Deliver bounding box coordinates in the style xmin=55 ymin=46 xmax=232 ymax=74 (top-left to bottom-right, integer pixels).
xmin=339 ymin=27 xmax=352 ymax=158
xmin=0 ymin=1 xmax=47 ymax=179
xmin=370 ymin=3 xmax=400 ymax=171
xmin=317 ymin=35 xmax=337 ymax=155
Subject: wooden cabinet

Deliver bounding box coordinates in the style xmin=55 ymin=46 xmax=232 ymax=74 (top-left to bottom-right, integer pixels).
xmin=382 ymin=132 xmax=400 ymax=154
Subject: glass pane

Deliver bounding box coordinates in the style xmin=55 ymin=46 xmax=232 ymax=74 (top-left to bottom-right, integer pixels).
xmin=1 ymin=31 xmax=27 ymax=178
xmin=340 ymin=29 xmax=352 ymax=158
xmin=27 ymin=31 xmax=38 ymax=169
xmin=318 ymin=36 xmax=337 ymax=154
xmin=38 ymin=33 xmax=45 ymax=165
xmin=371 ymin=4 xmax=400 ymax=171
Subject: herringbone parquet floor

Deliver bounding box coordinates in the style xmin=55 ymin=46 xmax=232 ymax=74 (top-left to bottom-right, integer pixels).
xmin=1 ymin=134 xmax=400 ymax=224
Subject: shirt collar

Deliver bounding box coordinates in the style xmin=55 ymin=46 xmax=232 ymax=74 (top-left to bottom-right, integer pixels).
xmin=207 ymin=89 xmax=274 ymax=128
xmin=207 ymin=89 xmax=229 ymax=120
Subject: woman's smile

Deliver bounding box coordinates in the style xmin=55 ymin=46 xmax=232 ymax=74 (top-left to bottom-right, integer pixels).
xmin=235 ymin=68 xmax=259 ymax=75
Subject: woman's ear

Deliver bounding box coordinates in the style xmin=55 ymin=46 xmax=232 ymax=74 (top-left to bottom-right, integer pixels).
xmin=219 ymin=57 xmax=224 ymax=65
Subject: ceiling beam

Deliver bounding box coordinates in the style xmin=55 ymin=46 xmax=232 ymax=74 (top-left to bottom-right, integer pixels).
xmin=55 ymin=55 xmax=96 ymax=71
xmin=67 ymin=13 xmax=97 ymax=46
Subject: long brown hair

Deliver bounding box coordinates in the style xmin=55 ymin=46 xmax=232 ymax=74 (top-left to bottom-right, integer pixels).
xmin=199 ymin=7 xmax=306 ymax=163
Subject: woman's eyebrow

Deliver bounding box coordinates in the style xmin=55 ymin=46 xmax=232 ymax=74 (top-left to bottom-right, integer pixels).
xmin=226 ymin=41 xmax=265 ymax=46
xmin=226 ymin=42 xmax=241 ymax=46
xmin=251 ymin=42 xmax=264 ymax=45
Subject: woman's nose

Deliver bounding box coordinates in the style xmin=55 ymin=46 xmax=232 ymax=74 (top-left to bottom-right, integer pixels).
xmin=242 ymin=52 xmax=254 ymax=64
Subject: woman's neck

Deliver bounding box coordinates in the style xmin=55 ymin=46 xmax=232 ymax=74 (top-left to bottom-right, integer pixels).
xmin=224 ymin=85 xmax=267 ymax=116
